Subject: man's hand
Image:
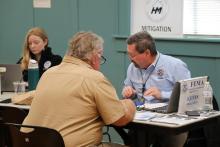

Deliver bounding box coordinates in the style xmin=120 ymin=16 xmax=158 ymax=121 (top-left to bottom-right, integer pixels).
xmin=144 ymin=87 xmax=161 ymax=100
xmin=122 ymin=86 xmax=136 ymax=98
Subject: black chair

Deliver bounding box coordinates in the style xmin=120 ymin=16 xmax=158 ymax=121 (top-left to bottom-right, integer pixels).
xmin=103 ymin=126 xmax=112 ymax=142
xmin=0 ymin=106 xmax=28 ymax=147
xmin=3 ymin=123 xmax=65 ymax=147
xmin=0 ymin=106 xmax=28 ymax=124
xmin=112 ymin=126 xmax=131 ymax=145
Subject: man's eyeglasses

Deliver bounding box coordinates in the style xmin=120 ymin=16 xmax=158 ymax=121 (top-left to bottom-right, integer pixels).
xmin=100 ymin=56 xmax=106 ymax=65
xmin=128 ymin=51 xmax=145 ymax=60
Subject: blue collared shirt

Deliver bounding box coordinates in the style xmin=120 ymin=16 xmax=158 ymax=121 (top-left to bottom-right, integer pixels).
xmin=123 ymin=52 xmax=191 ymax=103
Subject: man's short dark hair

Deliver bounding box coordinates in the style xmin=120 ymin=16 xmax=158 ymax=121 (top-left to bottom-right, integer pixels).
xmin=126 ymin=31 xmax=157 ymax=55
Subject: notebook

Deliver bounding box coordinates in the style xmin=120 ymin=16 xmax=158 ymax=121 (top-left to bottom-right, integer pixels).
xmin=143 ymin=81 xmax=181 ymax=113
xmin=0 ymin=64 xmax=23 ymax=92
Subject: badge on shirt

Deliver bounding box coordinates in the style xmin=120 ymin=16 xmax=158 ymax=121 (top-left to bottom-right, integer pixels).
xmin=157 ymin=68 xmax=164 ymax=79
xmin=44 ymin=61 xmax=52 ymax=70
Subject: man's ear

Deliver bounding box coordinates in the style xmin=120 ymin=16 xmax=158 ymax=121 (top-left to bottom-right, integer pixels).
xmin=144 ymin=49 xmax=151 ymax=56
xmin=90 ymin=54 xmax=98 ymax=67
xmin=145 ymin=49 xmax=150 ymax=54
xmin=90 ymin=55 xmax=95 ymax=65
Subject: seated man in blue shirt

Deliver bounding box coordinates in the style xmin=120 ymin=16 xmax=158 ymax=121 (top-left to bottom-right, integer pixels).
xmin=122 ymin=31 xmax=191 ymax=147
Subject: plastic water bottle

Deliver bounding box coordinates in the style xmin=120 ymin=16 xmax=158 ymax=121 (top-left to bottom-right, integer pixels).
xmin=203 ymin=81 xmax=213 ymax=111
xmin=0 ymin=67 xmax=6 ymax=95
xmin=28 ymin=59 xmax=39 ymax=91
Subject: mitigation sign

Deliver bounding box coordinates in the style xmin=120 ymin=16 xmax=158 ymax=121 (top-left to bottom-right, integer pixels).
xmin=131 ymin=0 xmax=183 ymax=38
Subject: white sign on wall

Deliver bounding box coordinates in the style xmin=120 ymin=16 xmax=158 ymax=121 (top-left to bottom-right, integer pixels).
xmin=131 ymin=0 xmax=183 ymax=38
xmin=33 ymin=0 xmax=51 ymax=8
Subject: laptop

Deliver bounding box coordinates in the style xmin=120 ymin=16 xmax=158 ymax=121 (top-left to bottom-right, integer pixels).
xmin=143 ymin=82 xmax=181 ymax=113
xmin=0 ymin=64 xmax=23 ymax=92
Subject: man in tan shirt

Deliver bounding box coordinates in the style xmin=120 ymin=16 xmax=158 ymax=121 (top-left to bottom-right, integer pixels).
xmin=22 ymin=31 xmax=136 ymax=147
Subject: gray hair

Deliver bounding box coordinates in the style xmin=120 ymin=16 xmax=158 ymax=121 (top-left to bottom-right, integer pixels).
xmin=67 ymin=31 xmax=104 ymax=62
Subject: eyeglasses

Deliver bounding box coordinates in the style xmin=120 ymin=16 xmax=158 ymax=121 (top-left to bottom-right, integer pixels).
xmin=128 ymin=52 xmax=145 ymax=60
xmin=100 ymin=56 xmax=106 ymax=65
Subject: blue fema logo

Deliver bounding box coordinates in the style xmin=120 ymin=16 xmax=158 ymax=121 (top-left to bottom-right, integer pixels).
xmin=182 ymin=81 xmax=188 ymax=93
xmin=146 ymin=0 xmax=169 ymax=21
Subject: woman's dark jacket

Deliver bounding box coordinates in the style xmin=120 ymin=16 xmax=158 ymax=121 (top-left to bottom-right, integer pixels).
xmin=17 ymin=47 xmax=62 ymax=82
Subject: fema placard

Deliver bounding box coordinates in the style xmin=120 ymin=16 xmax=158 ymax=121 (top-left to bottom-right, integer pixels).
xmin=130 ymin=0 xmax=183 ymax=38
xmin=177 ymin=76 xmax=208 ymax=114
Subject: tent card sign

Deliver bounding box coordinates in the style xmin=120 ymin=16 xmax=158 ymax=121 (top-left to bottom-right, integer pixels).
xmin=178 ymin=76 xmax=208 ymax=114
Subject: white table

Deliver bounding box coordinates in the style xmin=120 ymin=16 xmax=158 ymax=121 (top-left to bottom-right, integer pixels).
xmin=0 ymin=92 xmax=30 ymax=110
xmin=1 ymin=92 xmax=220 ymax=147
xmin=116 ymin=110 xmax=220 ymax=147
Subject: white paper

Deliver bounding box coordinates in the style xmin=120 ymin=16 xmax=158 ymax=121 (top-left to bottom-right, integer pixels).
xmin=150 ymin=114 xmax=198 ymax=125
xmin=144 ymin=102 xmax=168 ymax=109
xmin=144 ymin=95 xmax=155 ymax=101
xmin=33 ymin=0 xmax=51 ymax=8
xmin=134 ymin=111 xmax=156 ymax=121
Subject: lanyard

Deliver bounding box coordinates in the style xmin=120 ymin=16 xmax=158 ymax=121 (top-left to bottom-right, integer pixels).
xmin=139 ymin=53 xmax=160 ymax=99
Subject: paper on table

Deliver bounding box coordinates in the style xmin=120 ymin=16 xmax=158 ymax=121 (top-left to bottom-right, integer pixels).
xmin=143 ymin=95 xmax=154 ymax=101
xmin=150 ymin=114 xmax=198 ymax=125
xmin=144 ymin=102 xmax=168 ymax=109
xmin=134 ymin=111 xmax=156 ymax=121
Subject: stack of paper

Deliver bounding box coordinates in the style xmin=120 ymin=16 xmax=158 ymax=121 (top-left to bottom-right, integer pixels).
xmin=150 ymin=114 xmax=198 ymax=125
xmin=144 ymin=102 xmax=168 ymax=109
xmin=134 ymin=111 xmax=156 ymax=121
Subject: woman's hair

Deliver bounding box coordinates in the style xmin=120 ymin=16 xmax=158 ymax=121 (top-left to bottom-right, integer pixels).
xmin=66 ymin=31 xmax=104 ymax=63
xmin=21 ymin=27 xmax=48 ymax=70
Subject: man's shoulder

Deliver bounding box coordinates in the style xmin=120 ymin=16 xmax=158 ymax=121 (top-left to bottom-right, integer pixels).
xmin=42 ymin=63 xmax=106 ymax=84
xmin=85 ymin=68 xmax=104 ymax=78
xmin=160 ymin=53 xmax=185 ymax=64
xmin=127 ymin=62 xmax=136 ymax=70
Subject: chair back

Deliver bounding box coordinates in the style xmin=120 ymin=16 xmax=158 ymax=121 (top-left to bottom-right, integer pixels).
xmin=0 ymin=106 xmax=28 ymax=147
xmin=0 ymin=106 xmax=27 ymax=124
xmin=4 ymin=123 xmax=65 ymax=147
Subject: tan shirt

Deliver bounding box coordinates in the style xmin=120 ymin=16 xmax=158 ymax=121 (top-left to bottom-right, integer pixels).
xmin=22 ymin=55 xmax=125 ymax=147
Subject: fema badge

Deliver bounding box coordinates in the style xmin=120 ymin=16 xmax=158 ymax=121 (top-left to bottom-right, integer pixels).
xmin=44 ymin=61 xmax=52 ymax=70
xmin=157 ymin=68 xmax=164 ymax=79
xmin=182 ymin=81 xmax=188 ymax=93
